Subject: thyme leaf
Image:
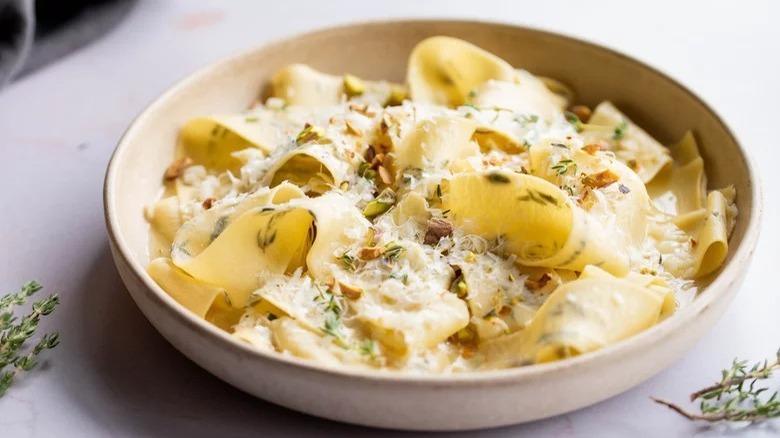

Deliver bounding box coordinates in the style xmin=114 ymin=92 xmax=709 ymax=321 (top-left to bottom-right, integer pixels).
xmin=551 ymin=159 xmax=578 ymax=176
xmin=613 ymin=121 xmax=628 ymax=140
xmin=564 ymin=111 xmax=584 ymax=132
xmin=359 ymin=339 xmax=377 ymax=357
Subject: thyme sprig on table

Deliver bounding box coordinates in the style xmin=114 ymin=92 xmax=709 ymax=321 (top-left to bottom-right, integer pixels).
xmin=0 ymin=281 xmax=60 ymax=396
xmin=653 ymin=350 xmax=780 ymax=422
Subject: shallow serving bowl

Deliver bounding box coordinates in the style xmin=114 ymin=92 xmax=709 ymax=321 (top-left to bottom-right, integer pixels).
xmin=104 ymin=20 xmax=761 ymax=431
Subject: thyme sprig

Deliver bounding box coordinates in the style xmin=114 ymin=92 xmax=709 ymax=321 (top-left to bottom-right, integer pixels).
xmin=653 ymin=350 xmax=780 ymax=423
xmin=0 ymin=281 xmax=60 ymax=396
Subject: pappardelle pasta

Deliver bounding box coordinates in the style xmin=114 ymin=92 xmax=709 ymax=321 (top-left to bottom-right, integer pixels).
xmin=145 ymin=36 xmax=737 ymax=372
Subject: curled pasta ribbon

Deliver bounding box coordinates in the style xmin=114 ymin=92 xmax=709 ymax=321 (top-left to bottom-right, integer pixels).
xmin=469 ymin=73 xmax=567 ymax=121
xmin=646 ymin=132 xmax=735 ymax=278
xmin=480 ymin=266 xmax=674 ymax=365
xmin=174 ymin=206 xmax=316 ymax=308
xmin=264 ymin=145 xmax=352 ymax=196
xmin=351 ymin=286 xmax=469 ymax=356
xmin=146 ymin=196 xmax=184 ymax=245
xmin=451 ymin=253 xmax=538 ymax=340
xmin=179 ymin=114 xmax=281 ymax=172
xmin=172 ymin=191 xmax=368 ymax=308
xmin=446 ymin=171 xmax=629 ymax=275
xmin=270 ymin=64 xmax=406 ymax=108
xmin=586 ymin=101 xmax=672 ymax=183
xmin=690 ymin=190 xmax=732 ymax=278
xmin=393 ymin=116 xmax=479 ymax=176
xmin=537 ymin=75 xmax=575 ymax=106
xmin=407 ymin=36 xmax=517 ymax=107
xmin=147 ymin=258 xmax=225 ymax=318
xmin=271 ymin=64 xmax=344 ymax=107
xmin=472 ymin=125 xmax=526 ymax=154
xmin=529 ymin=141 xmax=651 ymax=249
xmin=647 ymin=131 xmax=706 ymax=216
xmin=270 ymin=317 xmax=372 ymax=368
xmin=172 ymin=183 xmax=304 ymax=262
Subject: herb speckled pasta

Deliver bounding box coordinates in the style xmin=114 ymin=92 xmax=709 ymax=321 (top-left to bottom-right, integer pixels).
xmin=144 ymin=37 xmax=737 ymax=372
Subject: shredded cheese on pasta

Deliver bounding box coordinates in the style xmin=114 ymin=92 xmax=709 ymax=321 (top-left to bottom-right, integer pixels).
xmin=144 ymin=36 xmax=737 ymax=373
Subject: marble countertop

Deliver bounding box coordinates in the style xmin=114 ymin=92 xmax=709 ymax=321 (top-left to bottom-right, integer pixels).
xmin=0 ymin=1 xmax=778 ymax=436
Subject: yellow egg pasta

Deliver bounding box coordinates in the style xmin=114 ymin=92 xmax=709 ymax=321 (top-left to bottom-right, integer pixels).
xmin=481 ymin=267 xmax=673 ymax=366
xmin=145 ymin=36 xmax=736 ymax=373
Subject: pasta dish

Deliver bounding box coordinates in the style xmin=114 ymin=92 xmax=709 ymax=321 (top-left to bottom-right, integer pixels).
xmin=145 ymin=37 xmax=736 ymax=372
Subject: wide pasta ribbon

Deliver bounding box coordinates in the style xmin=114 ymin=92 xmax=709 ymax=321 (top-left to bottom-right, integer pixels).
xmin=393 ymin=116 xmax=479 ymax=178
xmin=264 ymin=143 xmax=353 ymax=196
xmin=171 ymin=183 xmax=305 ymax=261
xmin=270 ymin=63 xmax=406 ymax=108
xmin=445 ymin=171 xmax=629 ymax=275
xmin=529 ymin=140 xmax=651 ymax=250
xmin=646 ymin=132 xmax=736 ymax=278
xmin=584 ymin=101 xmax=672 ymax=183
xmin=171 ymin=191 xmax=369 ymax=308
xmin=469 ymin=74 xmax=567 ymax=121
xmin=407 ymin=36 xmax=518 ymax=107
xmin=351 ymin=283 xmax=469 ymax=356
xmin=179 ymin=114 xmax=284 ymax=172
xmin=480 ymin=266 xmax=674 ymax=366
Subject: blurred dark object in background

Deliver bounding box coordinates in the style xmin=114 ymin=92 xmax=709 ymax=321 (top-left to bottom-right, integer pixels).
xmin=0 ymin=0 xmax=135 ymax=88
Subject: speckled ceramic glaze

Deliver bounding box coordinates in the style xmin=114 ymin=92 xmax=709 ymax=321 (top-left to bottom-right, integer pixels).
xmin=103 ymin=20 xmax=761 ymax=431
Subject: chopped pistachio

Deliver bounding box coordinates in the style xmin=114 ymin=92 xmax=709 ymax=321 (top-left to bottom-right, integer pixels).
xmin=570 ymin=105 xmax=592 ymax=122
xmin=366 ymin=227 xmax=377 ymax=246
xmin=201 ymin=197 xmax=216 ymax=210
xmin=164 ymin=157 xmax=193 ymax=180
xmin=295 ymin=123 xmax=326 ymax=144
xmin=357 ymin=162 xmax=371 ymax=176
xmin=363 ymin=200 xmax=391 ymax=217
xmin=338 ymin=282 xmax=363 ymax=300
xmin=524 ymin=273 xmax=552 ymax=290
xmin=345 ymin=120 xmax=363 ymax=136
xmin=343 ymin=74 xmax=366 ymax=97
xmin=424 ymin=218 xmax=454 ymax=245
xmin=456 ymin=326 xmax=476 ymax=343
xmin=582 ymin=143 xmax=604 ymax=155
xmin=377 ymin=166 xmax=393 ymax=185
xmin=357 ymin=246 xmax=386 ymax=260
xmin=583 ymin=169 xmax=620 ymax=189
xmin=385 ymin=84 xmax=407 ymax=106
xmin=457 ymin=280 xmax=468 ymax=298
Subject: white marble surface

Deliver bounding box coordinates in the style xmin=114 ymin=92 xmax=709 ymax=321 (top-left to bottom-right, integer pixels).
xmin=0 ymin=1 xmax=778 ymax=436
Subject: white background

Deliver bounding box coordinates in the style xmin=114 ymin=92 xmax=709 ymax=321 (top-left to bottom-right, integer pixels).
xmin=0 ymin=1 xmax=778 ymax=436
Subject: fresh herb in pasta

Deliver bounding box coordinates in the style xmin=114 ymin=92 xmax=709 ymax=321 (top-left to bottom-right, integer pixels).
xmin=143 ymin=36 xmax=737 ymax=373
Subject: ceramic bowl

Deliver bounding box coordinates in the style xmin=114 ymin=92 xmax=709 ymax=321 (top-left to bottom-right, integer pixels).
xmin=103 ymin=20 xmax=761 ymax=431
